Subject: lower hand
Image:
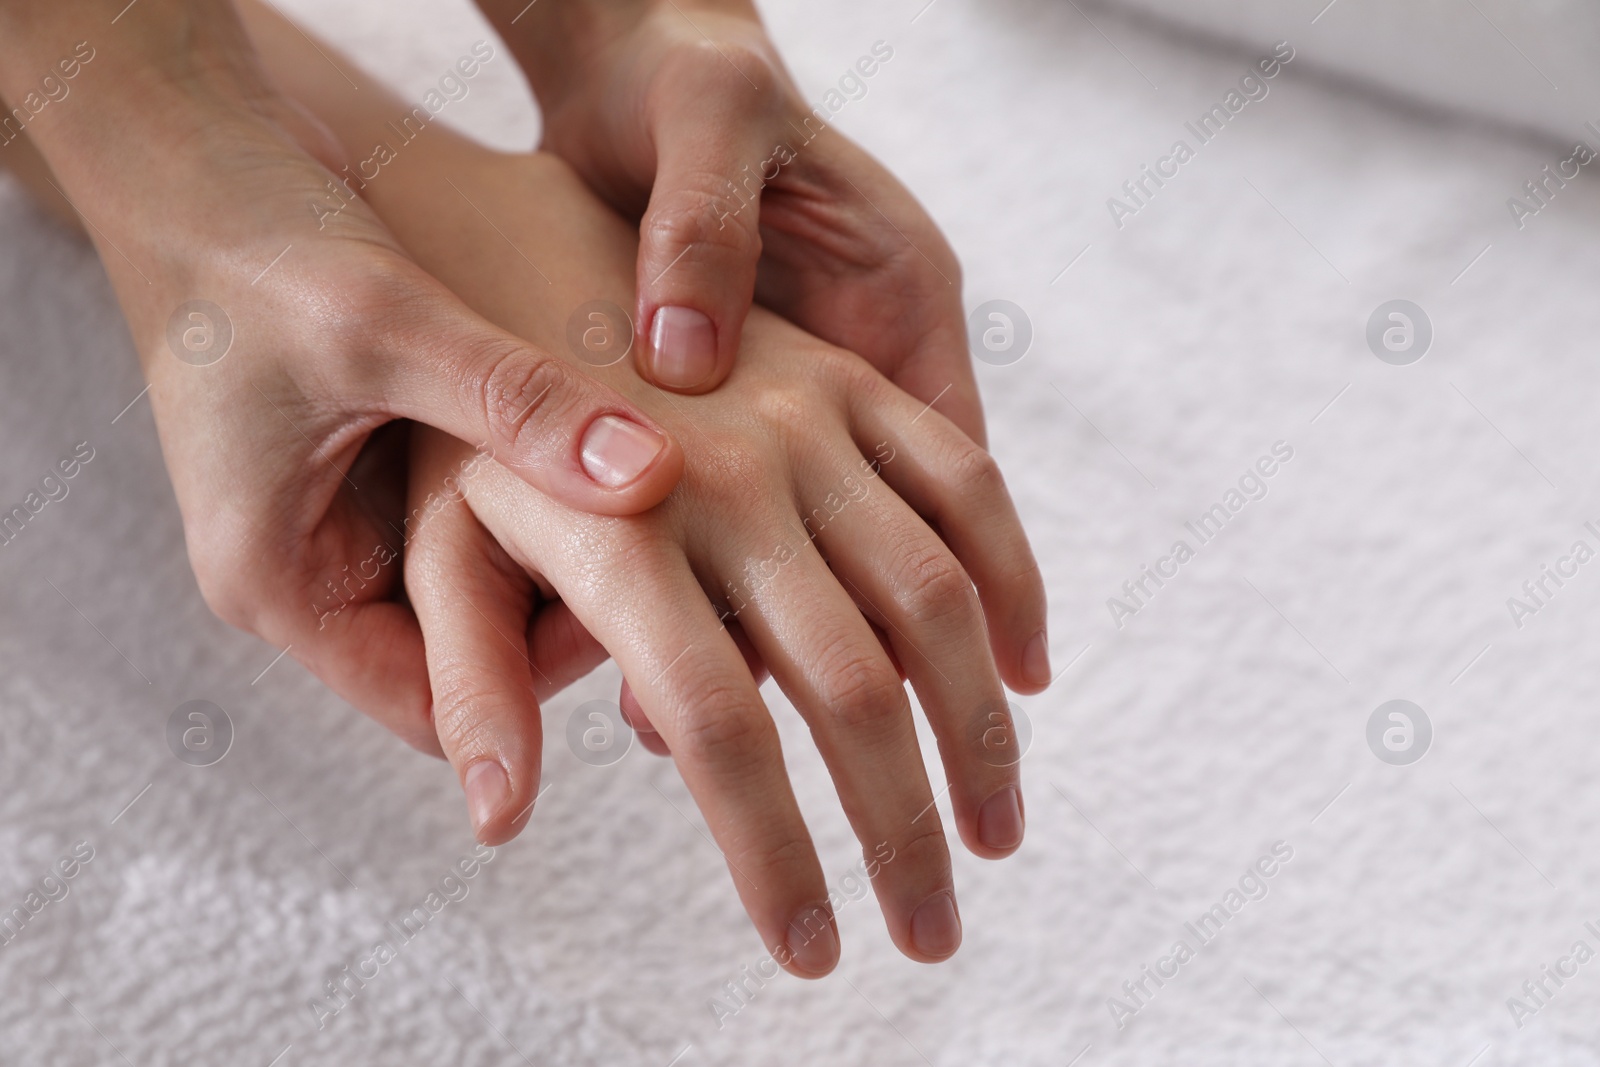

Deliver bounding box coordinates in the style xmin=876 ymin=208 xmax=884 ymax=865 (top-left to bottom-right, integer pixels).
xmin=363 ymin=139 xmax=1046 ymax=973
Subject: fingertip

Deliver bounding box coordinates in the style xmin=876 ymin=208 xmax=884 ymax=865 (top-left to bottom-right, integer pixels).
xmin=1001 ymin=629 xmax=1052 ymax=695
xmin=977 ymin=786 xmax=1025 ymax=855
xmin=465 ymin=758 xmax=510 ymax=843
xmin=781 ymin=905 xmax=841 ymax=978
xmin=644 ymin=305 xmax=726 ymax=392
xmin=908 ymin=891 xmax=962 ymax=962
xmin=578 ymin=413 xmax=670 ymax=488
xmin=576 ymin=412 xmax=684 ymax=510
xmin=467 ymin=767 xmax=544 ymax=851
xmin=454 ymin=760 xmax=534 ymax=846
xmin=953 ymin=790 xmax=1026 ymax=862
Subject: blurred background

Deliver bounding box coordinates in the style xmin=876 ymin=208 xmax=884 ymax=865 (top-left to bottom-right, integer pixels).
xmin=3 ymin=0 xmax=1599 ymax=1062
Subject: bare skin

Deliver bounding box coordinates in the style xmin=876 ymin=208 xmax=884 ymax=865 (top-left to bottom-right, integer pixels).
xmin=0 ymin=3 xmax=1050 ymax=975
xmin=0 ymin=0 xmax=685 ymax=750
xmin=233 ymin=5 xmax=1048 ymax=975
xmin=476 ymin=0 xmax=1001 ymax=457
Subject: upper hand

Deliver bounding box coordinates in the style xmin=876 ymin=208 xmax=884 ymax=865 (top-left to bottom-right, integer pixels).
xmin=0 ymin=1 xmax=684 ymax=744
xmin=482 ymin=0 xmax=989 ymax=441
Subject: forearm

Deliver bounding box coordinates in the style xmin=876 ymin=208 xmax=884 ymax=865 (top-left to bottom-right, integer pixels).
xmin=0 ymin=0 xmax=329 ymax=329
xmin=0 ymin=0 xmax=267 ymax=180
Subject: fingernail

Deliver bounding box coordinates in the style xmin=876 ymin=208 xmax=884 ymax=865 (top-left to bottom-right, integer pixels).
xmin=910 ymin=891 xmax=962 ymax=959
xmin=979 ymin=786 xmax=1025 ymax=851
xmin=580 ymin=414 xmax=666 ymax=488
xmin=785 ymin=905 xmax=840 ymax=975
xmin=650 ymin=306 xmax=717 ymax=389
xmin=1023 ymin=630 xmax=1051 ymax=688
xmin=464 ymin=760 xmax=510 ymax=840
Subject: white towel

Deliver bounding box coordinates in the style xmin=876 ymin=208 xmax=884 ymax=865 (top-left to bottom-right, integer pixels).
xmin=6 ymin=0 xmax=1600 ymax=1061
xmin=1096 ymin=0 xmax=1600 ymax=142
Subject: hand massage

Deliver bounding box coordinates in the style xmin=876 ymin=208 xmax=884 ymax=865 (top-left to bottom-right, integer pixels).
xmin=7 ymin=0 xmax=1591 ymax=1061
xmin=0 ymin=0 xmax=1046 ymax=982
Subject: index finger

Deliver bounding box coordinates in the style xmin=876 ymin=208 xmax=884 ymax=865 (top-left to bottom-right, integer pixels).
xmin=459 ymin=461 xmax=840 ymax=977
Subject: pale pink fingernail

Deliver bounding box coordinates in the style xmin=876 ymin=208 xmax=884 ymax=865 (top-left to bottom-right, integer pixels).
xmin=910 ymin=891 xmax=962 ymax=959
xmin=464 ymin=760 xmax=510 ymax=839
xmin=580 ymin=414 xmax=666 ymax=488
xmin=1023 ymin=631 xmax=1051 ymax=688
xmin=979 ymin=786 xmax=1025 ymax=851
xmin=786 ymin=905 xmax=840 ymax=975
xmin=650 ymin=306 xmax=717 ymax=389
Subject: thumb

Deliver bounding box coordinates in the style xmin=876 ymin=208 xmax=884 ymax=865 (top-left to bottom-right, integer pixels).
xmin=379 ymin=296 xmax=683 ymax=515
xmin=635 ymin=107 xmax=778 ymax=393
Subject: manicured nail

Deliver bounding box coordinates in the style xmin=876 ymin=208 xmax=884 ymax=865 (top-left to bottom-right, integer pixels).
xmin=1023 ymin=630 xmax=1052 ymax=688
xmin=910 ymin=891 xmax=962 ymax=959
xmin=464 ymin=760 xmax=510 ymax=839
xmin=979 ymin=786 xmax=1025 ymax=851
xmin=650 ymin=306 xmax=717 ymax=389
xmin=580 ymin=414 xmax=666 ymax=488
xmin=785 ymin=905 xmax=840 ymax=975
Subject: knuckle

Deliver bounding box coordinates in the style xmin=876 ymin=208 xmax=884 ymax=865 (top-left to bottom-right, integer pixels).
xmin=713 ymin=41 xmax=783 ymax=98
xmin=901 ymin=550 xmax=979 ymax=629
xmin=676 ymin=695 xmax=771 ymax=766
xmin=750 ymin=382 xmax=812 ymax=434
xmin=992 ymin=555 xmax=1046 ymax=608
xmin=810 ymin=344 xmax=866 ymax=388
xmin=810 ymin=345 xmax=882 ymax=407
xmin=759 ymin=833 xmax=817 ymax=877
xmin=949 ymin=443 xmax=1007 ymax=503
xmin=478 ymin=345 xmax=579 ymax=454
xmin=687 ymin=434 xmax=769 ymax=503
xmin=321 ymin=258 xmax=430 ymax=385
xmin=898 ymin=821 xmax=953 ymax=870
xmin=661 ymin=38 xmax=783 ymax=102
xmin=427 ymin=665 xmax=505 ymax=754
xmin=1014 ymin=554 xmax=1046 ymax=598
xmin=646 ymin=190 xmax=761 ymax=267
xmin=338 ymin=256 xmax=418 ymax=323
xmin=186 ymin=530 xmax=265 ymax=633
xmin=816 ymin=641 xmax=906 ymax=734
xmin=890 ymin=822 xmax=955 ymax=885
xmin=192 ymin=564 xmax=258 ymax=634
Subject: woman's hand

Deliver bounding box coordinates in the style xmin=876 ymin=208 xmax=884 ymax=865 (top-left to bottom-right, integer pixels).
xmin=0 ymin=0 xmax=684 ymax=746
xmin=477 ymin=0 xmax=994 ymax=446
xmin=230 ymin=2 xmax=1046 ymax=969
xmin=360 ymin=139 xmax=1047 ymax=972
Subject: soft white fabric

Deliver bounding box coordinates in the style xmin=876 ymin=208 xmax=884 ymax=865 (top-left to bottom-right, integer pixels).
xmin=1096 ymin=0 xmax=1600 ymax=143
xmin=3 ymin=0 xmax=1599 ymax=1063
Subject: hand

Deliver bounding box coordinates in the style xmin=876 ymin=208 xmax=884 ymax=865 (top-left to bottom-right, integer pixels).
xmin=0 ymin=0 xmax=684 ymax=748
xmin=478 ymin=0 xmax=999 ymax=452
xmin=331 ymin=124 xmax=1047 ymax=970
